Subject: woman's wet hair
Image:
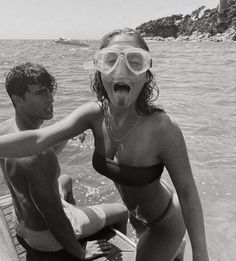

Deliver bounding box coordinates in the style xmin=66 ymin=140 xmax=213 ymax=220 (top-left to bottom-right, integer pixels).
xmin=91 ymin=27 xmax=164 ymax=115
xmin=5 ymin=62 xmax=57 ymax=102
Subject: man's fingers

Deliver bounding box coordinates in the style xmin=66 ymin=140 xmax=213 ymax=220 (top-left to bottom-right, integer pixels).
xmin=91 ymin=239 xmax=112 ymax=249
xmin=96 ymin=239 xmax=107 ymax=243
xmin=102 ymin=244 xmax=112 ymax=248
xmin=91 ymin=249 xmax=111 ymax=258
xmin=100 ymin=240 xmax=111 ymax=246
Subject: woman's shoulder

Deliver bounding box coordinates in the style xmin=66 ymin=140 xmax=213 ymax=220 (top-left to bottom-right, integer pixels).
xmin=78 ymin=101 xmax=104 ymax=124
xmin=149 ymin=112 xmax=182 ymax=136
xmin=73 ymin=101 xmax=103 ymax=116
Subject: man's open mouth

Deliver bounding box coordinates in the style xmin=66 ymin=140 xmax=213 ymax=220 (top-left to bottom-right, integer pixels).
xmin=113 ymin=83 xmax=131 ymax=92
xmin=45 ymin=106 xmax=53 ymax=113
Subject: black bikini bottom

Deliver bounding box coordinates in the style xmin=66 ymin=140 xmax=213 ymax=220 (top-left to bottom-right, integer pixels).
xmin=131 ymin=196 xmax=173 ymax=228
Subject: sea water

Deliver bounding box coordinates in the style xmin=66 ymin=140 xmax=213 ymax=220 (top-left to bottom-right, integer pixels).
xmin=0 ymin=40 xmax=235 ymax=260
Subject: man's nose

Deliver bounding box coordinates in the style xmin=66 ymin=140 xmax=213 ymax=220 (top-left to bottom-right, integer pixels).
xmin=46 ymin=91 xmax=54 ymax=103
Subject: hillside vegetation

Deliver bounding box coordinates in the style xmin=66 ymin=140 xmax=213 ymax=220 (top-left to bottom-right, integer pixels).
xmin=136 ymin=0 xmax=236 ymax=41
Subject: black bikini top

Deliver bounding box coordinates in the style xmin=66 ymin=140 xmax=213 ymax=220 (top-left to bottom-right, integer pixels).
xmin=92 ymin=150 xmax=164 ymax=188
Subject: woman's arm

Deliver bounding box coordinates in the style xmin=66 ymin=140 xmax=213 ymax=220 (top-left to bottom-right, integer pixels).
xmin=0 ymin=102 xmax=97 ymax=158
xmin=159 ymin=115 xmax=209 ymax=261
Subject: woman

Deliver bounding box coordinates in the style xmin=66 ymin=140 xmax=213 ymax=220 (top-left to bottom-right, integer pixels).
xmin=0 ymin=28 xmax=209 ymax=261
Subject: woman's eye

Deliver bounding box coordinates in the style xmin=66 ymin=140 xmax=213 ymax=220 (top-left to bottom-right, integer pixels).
xmin=105 ymin=53 xmax=117 ymax=64
xmin=107 ymin=59 xmax=116 ymax=64
xmin=129 ymin=60 xmax=141 ymax=66
xmin=130 ymin=61 xmax=139 ymax=65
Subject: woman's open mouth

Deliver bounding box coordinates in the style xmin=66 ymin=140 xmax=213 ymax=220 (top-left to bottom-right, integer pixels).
xmin=113 ymin=83 xmax=131 ymax=93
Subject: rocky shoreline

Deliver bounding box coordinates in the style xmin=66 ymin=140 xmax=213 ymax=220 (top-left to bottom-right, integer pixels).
xmin=144 ymin=27 xmax=236 ymax=42
xmin=137 ymin=1 xmax=236 ymax=42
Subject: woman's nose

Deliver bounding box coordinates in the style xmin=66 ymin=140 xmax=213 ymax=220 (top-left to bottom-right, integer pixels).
xmin=114 ymin=56 xmax=129 ymax=75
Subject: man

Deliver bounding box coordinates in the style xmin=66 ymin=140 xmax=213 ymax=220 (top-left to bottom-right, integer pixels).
xmin=0 ymin=63 xmax=128 ymax=260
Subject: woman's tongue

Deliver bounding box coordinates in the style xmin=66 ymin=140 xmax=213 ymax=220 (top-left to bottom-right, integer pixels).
xmin=113 ymin=83 xmax=130 ymax=106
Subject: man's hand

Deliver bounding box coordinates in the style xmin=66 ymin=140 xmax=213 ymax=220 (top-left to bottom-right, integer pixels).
xmin=82 ymin=239 xmax=112 ymax=260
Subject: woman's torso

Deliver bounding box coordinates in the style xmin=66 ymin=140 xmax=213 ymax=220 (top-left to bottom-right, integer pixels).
xmin=91 ymin=104 xmax=173 ymax=223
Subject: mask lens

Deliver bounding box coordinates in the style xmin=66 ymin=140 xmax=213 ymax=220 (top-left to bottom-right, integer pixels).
xmin=102 ymin=51 xmax=119 ymax=72
xmin=126 ymin=52 xmax=144 ymax=72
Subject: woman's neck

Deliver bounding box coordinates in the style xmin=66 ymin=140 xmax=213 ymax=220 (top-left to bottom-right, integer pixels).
xmin=107 ymin=103 xmax=138 ymax=126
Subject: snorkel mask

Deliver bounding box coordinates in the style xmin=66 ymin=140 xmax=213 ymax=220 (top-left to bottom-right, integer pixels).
xmin=94 ymin=47 xmax=152 ymax=75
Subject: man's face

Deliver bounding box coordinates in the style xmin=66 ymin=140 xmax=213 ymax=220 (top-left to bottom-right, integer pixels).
xmin=20 ymin=84 xmax=54 ymax=121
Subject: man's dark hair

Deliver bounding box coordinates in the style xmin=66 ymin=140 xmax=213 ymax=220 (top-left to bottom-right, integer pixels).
xmin=5 ymin=62 xmax=57 ymax=104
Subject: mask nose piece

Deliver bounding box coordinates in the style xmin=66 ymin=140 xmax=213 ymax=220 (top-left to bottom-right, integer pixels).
xmin=113 ymin=55 xmax=129 ymax=75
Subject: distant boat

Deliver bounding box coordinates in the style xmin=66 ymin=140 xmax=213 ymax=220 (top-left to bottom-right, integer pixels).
xmin=54 ymin=38 xmax=89 ymax=47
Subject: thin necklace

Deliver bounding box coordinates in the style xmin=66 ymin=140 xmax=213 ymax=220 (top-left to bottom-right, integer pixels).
xmin=105 ymin=114 xmax=142 ymax=143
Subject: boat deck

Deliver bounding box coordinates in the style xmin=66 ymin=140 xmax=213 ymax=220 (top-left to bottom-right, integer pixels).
xmin=0 ymin=194 xmax=136 ymax=261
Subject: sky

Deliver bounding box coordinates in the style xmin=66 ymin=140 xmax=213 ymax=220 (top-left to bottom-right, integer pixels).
xmin=0 ymin=0 xmax=220 ymax=40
